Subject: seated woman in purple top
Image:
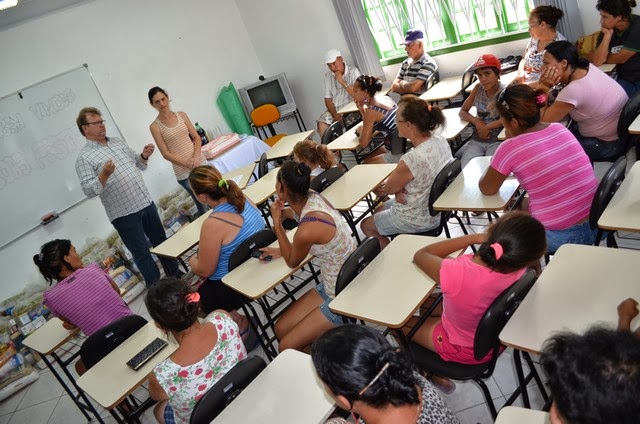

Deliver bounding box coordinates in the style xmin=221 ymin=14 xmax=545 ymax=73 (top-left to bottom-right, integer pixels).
xmin=34 ymin=239 xmax=133 ymax=372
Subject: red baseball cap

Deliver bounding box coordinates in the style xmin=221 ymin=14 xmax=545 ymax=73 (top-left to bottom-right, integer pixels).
xmin=469 ymin=54 xmax=501 ymax=72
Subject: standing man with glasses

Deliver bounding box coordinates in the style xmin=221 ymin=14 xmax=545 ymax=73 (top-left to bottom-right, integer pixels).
xmin=75 ymin=107 xmax=181 ymax=286
xmin=391 ymin=29 xmax=438 ymax=96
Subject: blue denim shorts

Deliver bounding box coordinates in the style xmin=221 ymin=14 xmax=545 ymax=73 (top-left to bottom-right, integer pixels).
xmin=546 ymin=221 xmax=597 ymax=253
xmin=315 ymin=284 xmax=344 ymax=326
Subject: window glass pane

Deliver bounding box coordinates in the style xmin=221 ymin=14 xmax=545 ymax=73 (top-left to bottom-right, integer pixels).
xmin=362 ymin=0 xmax=533 ymax=60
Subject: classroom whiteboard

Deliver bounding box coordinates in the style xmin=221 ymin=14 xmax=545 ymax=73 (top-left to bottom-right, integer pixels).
xmin=0 ymin=65 xmax=123 ymax=248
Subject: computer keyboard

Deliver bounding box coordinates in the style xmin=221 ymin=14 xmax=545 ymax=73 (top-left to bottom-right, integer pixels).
xmin=126 ymin=337 xmax=168 ymax=370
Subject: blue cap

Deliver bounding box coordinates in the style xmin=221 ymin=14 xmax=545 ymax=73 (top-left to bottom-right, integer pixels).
xmin=401 ymin=29 xmax=424 ymax=45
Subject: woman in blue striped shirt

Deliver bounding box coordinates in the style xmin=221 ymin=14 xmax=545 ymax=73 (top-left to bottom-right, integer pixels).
xmin=352 ymin=75 xmax=400 ymax=164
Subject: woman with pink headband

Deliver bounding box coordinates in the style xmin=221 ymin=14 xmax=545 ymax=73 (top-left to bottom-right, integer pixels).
xmin=146 ymin=278 xmax=246 ymax=424
xmin=405 ymin=212 xmax=547 ymax=393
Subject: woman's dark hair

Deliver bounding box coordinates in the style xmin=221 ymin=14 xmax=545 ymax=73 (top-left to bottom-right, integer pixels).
xmin=398 ymin=95 xmax=446 ymax=136
xmin=293 ymin=140 xmax=336 ymax=170
xmin=355 ymin=75 xmax=383 ymax=97
xmin=476 ymin=211 xmax=546 ymax=273
xmin=530 ymin=5 xmax=564 ymax=27
xmin=596 ymin=0 xmax=636 ymax=20
xmin=33 ymin=239 xmax=73 ymax=284
xmin=277 ymin=160 xmax=311 ymax=202
xmin=311 ymin=324 xmax=419 ymax=408
xmin=148 ymin=86 xmax=168 ymax=104
xmin=540 ymin=327 xmax=640 ymax=424
xmin=189 ymin=165 xmax=246 ymax=212
xmin=545 ymin=41 xmax=589 ymax=70
xmin=145 ymin=277 xmax=200 ymax=333
xmin=494 ymin=84 xmax=547 ymax=130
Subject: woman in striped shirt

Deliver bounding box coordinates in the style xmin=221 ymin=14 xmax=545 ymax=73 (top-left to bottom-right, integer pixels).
xmin=34 ymin=239 xmax=133 ymax=373
xmin=479 ymin=84 xmax=598 ymax=253
xmin=352 ymin=75 xmax=400 ymax=164
xmin=148 ymin=87 xmax=208 ymax=215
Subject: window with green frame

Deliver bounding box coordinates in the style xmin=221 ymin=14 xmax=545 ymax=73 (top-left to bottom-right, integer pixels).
xmin=363 ymin=0 xmax=533 ymax=63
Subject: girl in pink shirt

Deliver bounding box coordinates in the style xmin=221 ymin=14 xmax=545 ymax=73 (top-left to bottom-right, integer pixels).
xmin=408 ymin=212 xmax=547 ymax=392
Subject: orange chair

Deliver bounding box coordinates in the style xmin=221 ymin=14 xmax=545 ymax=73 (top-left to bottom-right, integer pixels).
xmin=250 ymin=104 xmax=286 ymax=146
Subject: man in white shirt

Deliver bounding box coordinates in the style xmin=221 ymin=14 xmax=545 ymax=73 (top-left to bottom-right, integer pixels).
xmin=317 ymin=49 xmax=361 ymax=137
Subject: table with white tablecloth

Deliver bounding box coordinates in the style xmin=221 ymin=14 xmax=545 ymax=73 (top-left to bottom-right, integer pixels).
xmin=207 ymin=135 xmax=270 ymax=174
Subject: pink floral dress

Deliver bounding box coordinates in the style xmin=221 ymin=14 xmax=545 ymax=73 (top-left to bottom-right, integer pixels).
xmin=153 ymin=311 xmax=247 ymax=424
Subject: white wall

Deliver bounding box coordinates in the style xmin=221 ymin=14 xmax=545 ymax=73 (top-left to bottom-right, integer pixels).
xmin=0 ymin=0 xmax=262 ymax=298
xmin=235 ymin=0 xmax=350 ymax=138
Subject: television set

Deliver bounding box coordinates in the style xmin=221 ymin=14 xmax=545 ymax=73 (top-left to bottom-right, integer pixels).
xmin=238 ymin=73 xmax=297 ymax=119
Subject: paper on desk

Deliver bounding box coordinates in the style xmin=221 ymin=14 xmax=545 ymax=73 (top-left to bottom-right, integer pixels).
xmin=229 ymin=175 xmax=243 ymax=184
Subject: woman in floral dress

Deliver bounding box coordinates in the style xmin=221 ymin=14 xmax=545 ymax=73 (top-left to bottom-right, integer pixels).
xmin=146 ymin=278 xmax=246 ymax=424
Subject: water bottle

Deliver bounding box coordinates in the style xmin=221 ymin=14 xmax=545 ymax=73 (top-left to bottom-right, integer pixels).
xmin=195 ymin=122 xmax=209 ymax=145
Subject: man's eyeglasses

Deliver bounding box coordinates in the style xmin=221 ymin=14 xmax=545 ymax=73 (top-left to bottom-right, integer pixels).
xmin=84 ymin=120 xmax=105 ymax=126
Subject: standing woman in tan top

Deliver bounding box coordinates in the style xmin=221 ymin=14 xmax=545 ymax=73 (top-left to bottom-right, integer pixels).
xmin=148 ymin=86 xmax=208 ymax=215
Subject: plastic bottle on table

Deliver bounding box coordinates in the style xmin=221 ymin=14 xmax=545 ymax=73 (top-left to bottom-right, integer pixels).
xmin=195 ymin=122 xmax=209 ymax=145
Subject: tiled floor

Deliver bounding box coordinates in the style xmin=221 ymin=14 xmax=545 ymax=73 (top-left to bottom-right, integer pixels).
xmin=3 ymin=168 xmax=639 ymax=423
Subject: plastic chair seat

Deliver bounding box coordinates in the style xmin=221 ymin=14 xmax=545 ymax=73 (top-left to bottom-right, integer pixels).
xmin=80 ymin=315 xmax=148 ymax=369
xmin=190 ymin=356 xmax=267 ymax=424
xmin=264 ymin=133 xmax=285 ymax=147
xmin=309 ymin=167 xmax=344 ymax=193
xmin=408 ymin=344 xmax=491 ymax=380
xmin=251 ymin=104 xmax=287 ymax=146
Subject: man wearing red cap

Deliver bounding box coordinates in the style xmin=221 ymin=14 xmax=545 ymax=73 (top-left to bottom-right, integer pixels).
xmin=317 ymin=49 xmax=361 ymax=137
xmin=391 ymin=29 xmax=438 ymax=96
xmin=456 ymin=54 xmax=505 ymax=168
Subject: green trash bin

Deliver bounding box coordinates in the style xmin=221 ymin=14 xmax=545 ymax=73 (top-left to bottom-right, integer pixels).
xmin=216 ymin=82 xmax=253 ymax=135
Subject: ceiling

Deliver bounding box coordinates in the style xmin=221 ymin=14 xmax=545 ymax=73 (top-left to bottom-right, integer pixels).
xmin=0 ymin=0 xmax=89 ymax=31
